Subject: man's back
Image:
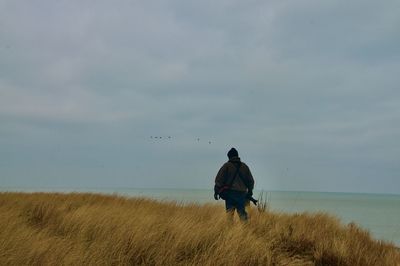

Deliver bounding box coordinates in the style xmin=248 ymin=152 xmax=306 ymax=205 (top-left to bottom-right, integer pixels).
xmin=215 ymin=157 xmax=254 ymax=193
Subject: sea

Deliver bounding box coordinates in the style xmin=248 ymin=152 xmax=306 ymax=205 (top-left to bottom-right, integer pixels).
xmin=1 ymin=187 xmax=399 ymax=247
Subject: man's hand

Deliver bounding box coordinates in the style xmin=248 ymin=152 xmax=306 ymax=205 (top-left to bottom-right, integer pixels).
xmin=214 ymin=193 xmax=219 ymax=200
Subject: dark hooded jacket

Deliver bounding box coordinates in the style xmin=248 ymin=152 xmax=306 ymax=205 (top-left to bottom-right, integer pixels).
xmin=214 ymin=156 xmax=255 ymax=193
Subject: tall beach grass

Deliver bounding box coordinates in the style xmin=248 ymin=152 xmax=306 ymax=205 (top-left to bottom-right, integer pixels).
xmin=0 ymin=192 xmax=399 ymax=265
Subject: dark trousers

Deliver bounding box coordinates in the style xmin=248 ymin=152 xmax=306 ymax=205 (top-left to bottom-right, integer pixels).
xmin=225 ymin=190 xmax=248 ymax=221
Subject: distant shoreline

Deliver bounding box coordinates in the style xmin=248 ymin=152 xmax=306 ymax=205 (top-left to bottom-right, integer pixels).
xmin=1 ymin=186 xmax=400 ymax=197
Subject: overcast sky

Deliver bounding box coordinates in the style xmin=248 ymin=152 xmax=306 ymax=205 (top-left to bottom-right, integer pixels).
xmin=1 ymin=0 xmax=399 ymax=194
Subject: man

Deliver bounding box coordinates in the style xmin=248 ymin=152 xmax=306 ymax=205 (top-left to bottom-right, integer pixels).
xmin=214 ymin=148 xmax=255 ymax=221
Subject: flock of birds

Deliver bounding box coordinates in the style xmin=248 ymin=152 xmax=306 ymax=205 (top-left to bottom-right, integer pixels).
xmin=150 ymin=136 xmax=212 ymax=144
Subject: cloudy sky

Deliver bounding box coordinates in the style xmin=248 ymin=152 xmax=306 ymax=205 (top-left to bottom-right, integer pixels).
xmin=1 ymin=0 xmax=399 ymax=194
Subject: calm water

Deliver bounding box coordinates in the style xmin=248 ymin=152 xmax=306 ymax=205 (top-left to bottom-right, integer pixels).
xmin=2 ymin=187 xmax=400 ymax=246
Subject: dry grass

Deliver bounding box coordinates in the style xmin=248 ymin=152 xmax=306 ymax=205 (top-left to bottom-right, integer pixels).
xmin=0 ymin=192 xmax=399 ymax=266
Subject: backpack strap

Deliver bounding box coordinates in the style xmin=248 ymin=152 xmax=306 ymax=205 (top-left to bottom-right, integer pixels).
xmin=236 ymin=166 xmax=250 ymax=188
xmin=224 ymin=162 xmax=242 ymax=189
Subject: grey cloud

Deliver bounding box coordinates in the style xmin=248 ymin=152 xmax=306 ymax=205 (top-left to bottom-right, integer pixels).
xmin=0 ymin=0 xmax=399 ymax=193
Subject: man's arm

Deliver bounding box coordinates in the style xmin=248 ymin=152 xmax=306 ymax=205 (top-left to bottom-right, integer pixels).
xmin=246 ymin=165 xmax=255 ymax=195
xmin=214 ymin=163 xmax=227 ymax=194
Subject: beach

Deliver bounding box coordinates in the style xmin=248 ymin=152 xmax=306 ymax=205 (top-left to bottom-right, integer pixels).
xmin=3 ymin=187 xmax=398 ymax=247
xmin=1 ymin=191 xmax=399 ymax=265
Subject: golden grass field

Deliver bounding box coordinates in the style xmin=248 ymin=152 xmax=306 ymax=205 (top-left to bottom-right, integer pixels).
xmin=0 ymin=192 xmax=399 ymax=265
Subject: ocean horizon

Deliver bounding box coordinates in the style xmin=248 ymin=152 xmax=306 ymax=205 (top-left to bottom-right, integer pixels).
xmin=1 ymin=187 xmax=399 ymax=247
